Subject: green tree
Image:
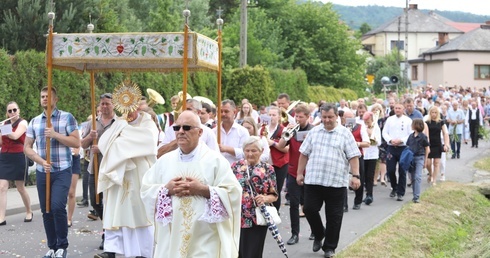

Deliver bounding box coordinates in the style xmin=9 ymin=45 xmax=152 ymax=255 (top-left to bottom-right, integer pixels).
xmin=359 ymin=22 xmax=372 ymax=35
xmin=278 ymin=2 xmax=366 ymax=91
xmin=355 ymin=22 xmax=372 ymax=38
xmin=367 ymin=49 xmax=403 ymax=95
xmin=222 ymin=8 xmax=290 ymax=69
xmin=147 ymin=0 xmax=180 ymax=32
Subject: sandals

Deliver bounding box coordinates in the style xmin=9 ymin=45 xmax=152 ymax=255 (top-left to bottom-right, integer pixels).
xmin=427 ymin=174 xmax=433 ymax=184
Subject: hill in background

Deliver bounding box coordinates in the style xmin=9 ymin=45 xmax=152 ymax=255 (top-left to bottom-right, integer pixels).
xmin=331 ymin=4 xmax=490 ymax=30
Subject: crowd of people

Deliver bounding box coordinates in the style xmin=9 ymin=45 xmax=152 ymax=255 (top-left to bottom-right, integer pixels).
xmin=0 ymin=83 xmax=489 ymax=258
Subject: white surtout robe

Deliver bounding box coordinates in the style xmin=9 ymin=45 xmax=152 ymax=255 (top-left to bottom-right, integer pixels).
xmin=141 ymin=143 xmax=242 ymax=258
xmin=98 ymin=113 xmax=158 ymax=257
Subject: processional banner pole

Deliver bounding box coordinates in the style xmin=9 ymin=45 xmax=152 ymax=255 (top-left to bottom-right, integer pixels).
xmin=217 ymin=9 xmax=224 ymax=143
xmin=89 ymin=72 xmax=100 ymax=204
xmin=182 ymin=9 xmax=191 ymax=110
xmin=45 ymin=8 xmax=55 ymax=213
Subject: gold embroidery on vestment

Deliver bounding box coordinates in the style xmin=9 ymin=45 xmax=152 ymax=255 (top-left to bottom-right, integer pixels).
xmin=179 ymin=196 xmax=194 ymax=257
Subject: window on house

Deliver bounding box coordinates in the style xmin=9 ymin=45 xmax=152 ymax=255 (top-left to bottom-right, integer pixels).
xmin=390 ymin=40 xmax=404 ymax=50
xmin=474 ymin=65 xmax=490 ymax=80
xmin=411 ymin=65 xmax=418 ymax=80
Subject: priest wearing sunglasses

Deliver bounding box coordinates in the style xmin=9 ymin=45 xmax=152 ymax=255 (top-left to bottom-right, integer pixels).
xmin=142 ymin=110 xmax=242 ymax=258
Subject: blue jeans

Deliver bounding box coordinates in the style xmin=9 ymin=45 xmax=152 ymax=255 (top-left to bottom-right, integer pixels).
xmin=450 ymin=134 xmax=462 ymax=155
xmin=408 ymin=156 xmax=424 ymax=200
xmin=386 ymin=146 xmax=407 ymax=196
xmin=36 ymin=168 xmax=72 ymax=250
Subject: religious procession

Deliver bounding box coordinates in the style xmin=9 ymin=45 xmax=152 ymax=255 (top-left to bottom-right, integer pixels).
xmin=3 ymin=79 xmax=490 ymax=257
xmin=2 ymin=1 xmax=490 ymax=258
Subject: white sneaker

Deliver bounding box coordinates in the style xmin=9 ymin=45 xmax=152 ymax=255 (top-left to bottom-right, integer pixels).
xmin=43 ymin=249 xmax=55 ymax=258
xmin=54 ymin=249 xmax=67 ymax=258
xmin=440 ymin=175 xmax=446 ymax=181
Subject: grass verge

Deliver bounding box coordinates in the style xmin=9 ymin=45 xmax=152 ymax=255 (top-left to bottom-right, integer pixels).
xmin=474 ymin=156 xmax=490 ymax=171
xmin=337 ymin=182 xmax=490 ymax=258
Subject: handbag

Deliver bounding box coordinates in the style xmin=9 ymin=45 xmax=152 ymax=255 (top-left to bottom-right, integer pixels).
xmin=246 ymin=165 xmax=281 ymax=226
xmin=255 ymin=205 xmax=281 ymax=226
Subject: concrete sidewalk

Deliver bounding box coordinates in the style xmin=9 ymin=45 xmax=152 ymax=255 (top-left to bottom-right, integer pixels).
xmin=6 ymin=178 xmax=84 ymax=216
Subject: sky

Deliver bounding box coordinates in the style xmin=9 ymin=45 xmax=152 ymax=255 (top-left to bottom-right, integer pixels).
xmin=324 ymin=0 xmax=490 ymax=16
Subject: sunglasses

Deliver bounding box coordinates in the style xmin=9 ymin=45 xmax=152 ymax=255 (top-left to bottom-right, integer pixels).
xmin=173 ymin=125 xmax=199 ymax=131
xmin=100 ymin=93 xmax=112 ymax=99
xmin=7 ymin=108 xmax=18 ymax=113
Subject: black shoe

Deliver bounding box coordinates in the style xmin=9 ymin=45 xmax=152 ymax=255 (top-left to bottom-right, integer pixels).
xmin=77 ymin=199 xmax=89 ymax=207
xmin=364 ymin=196 xmax=373 ymax=205
xmin=352 ymin=204 xmax=361 ymax=210
xmin=99 ymin=238 xmax=104 ymax=250
xmin=285 ymin=199 xmax=290 ymax=206
xmin=397 ymin=195 xmax=404 ymax=201
xmin=451 ymin=155 xmax=455 ymax=159
xmin=24 ymin=212 xmax=33 ymax=222
xmin=42 ymin=249 xmax=55 ymax=258
xmin=309 ymin=233 xmax=315 ymax=240
xmin=94 ymin=252 xmax=115 ymax=258
xmin=457 ymin=153 xmax=460 ymax=159
xmin=88 ymin=210 xmax=99 ymax=221
xmin=324 ymin=249 xmax=335 ymax=258
xmin=0 ymin=220 xmax=6 ymax=226
xmin=313 ymin=239 xmax=323 ymax=252
xmin=389 ymin=190 xmax=396 ymax=198
xmin=287 ymin=235 xmax=299 ymax=245
xmin=54 ymin=249 xmax=67 ymax=258
xmin=343 ymin=206 xmax=348 ymax=212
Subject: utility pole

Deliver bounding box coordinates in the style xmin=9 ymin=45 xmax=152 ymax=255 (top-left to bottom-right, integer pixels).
xmin=397 ymin=16 xmax=401 ymax=65
xmin=239 ymin=0 xmax=247 ymax=67
xmin=404 ymin=0 xmax=409 ymax=88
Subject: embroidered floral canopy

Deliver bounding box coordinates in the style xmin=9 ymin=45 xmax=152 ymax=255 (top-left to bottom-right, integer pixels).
xmin=50 ymin=32 xmax=219 ymax=73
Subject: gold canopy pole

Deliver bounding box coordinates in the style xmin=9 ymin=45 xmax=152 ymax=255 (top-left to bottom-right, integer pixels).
xmin=216 ymin=9 xmax=224 ymax=143
xmin=182 ymin=9 xmax=191 ymax=110
xmin=45 ymin=9 xmax=55 ymax=214
xmin=89 ymin=72 xmax=100 ymax=204
xmin=86 ymin=20 xmax=100 ymax=204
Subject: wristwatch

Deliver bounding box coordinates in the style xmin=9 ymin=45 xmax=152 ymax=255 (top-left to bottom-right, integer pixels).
xmin=351 ymin=175 xmax=360 ymax=179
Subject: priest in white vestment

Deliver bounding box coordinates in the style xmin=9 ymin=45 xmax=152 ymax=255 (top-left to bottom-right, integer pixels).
xmin=97 ymin=111 xmax=158 ymax=258
xmin=141 ymin=111 xmax=242 ymax=258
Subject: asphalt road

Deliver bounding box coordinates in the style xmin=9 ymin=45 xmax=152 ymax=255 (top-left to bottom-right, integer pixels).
xmin=0 ymin=140 xmax=486 ymax=258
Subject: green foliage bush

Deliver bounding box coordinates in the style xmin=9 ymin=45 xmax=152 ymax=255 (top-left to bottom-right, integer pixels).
xmin=0 ymin=49 xmax=14 ymax=108
xmin=224 ymin=66 xmax=274 ymax=106
xmin=1 ymin=49 xmax=359 ymax=123
xmin=308 ymin=86 xmax=357 ymax=104
xmin=268 ymin=68 xmax=309 ymax=102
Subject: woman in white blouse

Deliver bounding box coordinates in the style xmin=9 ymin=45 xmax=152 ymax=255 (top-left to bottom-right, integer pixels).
xmin=362 ymin=111 xmax=382 ymax=205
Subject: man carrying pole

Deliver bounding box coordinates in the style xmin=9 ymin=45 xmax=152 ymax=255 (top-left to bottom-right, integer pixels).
xmin=24 ymin=87 xmax=80 ymax=258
